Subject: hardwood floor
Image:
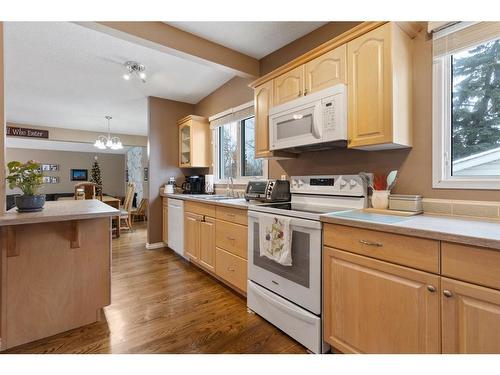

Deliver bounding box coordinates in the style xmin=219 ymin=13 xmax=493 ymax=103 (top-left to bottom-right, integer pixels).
xmin=3 ymin=222 xmax=306 ymax=354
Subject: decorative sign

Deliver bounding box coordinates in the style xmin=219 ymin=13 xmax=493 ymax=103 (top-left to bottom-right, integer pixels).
xmin=6 ymin=126 xmax=49 ymax=139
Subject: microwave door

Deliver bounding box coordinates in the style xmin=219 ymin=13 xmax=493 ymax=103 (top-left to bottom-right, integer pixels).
xmin=271 ymin=105 xmax=319 ymax=150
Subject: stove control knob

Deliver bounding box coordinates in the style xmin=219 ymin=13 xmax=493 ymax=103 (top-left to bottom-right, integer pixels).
xmin=339 ymin=178 xmax=348 ymax=188
xmin=291 ymin=179 xmax=298 ymax=188
xmin=349 ymin=179 xmax=358 ymax=189
xmin=297 ymin=179 xmax=304 ymax=188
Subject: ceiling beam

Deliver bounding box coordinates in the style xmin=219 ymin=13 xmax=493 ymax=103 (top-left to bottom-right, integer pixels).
xmin=76 ymin=22 xmax=260 ymax=79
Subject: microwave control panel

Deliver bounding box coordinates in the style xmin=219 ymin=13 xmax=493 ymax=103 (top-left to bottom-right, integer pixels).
xmin=322 ymin=94 xmax=340 ymax=131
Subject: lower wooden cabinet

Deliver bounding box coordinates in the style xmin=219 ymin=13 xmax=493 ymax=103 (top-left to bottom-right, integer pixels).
xmin=215 ymin=247 xmax=247 ymax=292
xmin=323 ymin=247 xmax=440 ymax=353
xmin=199 ymin=217 xmax=216 ymax=272
xmin=184 ymin=212 xmax=202 ymax=261
xmin=442 ymin=277 xmax=500 ymax=353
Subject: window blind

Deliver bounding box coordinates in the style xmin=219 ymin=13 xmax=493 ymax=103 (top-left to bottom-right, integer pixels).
xmin=433 ymin=22 xmax=500 ymax=58
xmin=209 ymin=102 xmax=254 ymax=129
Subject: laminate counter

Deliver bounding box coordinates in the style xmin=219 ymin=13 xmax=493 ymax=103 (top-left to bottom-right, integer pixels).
xmin=0 ymin=199 xmax=117 ymax=350
xmin=321 ymin=210 xmax=500 ymax=250
xmin=160 ymin=192 xmax=256 ymax=209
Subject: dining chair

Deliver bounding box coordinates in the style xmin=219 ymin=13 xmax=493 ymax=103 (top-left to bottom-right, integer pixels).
xmin=120 ymin=182 xmax=135 ymax=231
xmin=74 ymin=182 xmax=96 ymax=200
xmin=131 ymin=198 xmax=148 ymax=222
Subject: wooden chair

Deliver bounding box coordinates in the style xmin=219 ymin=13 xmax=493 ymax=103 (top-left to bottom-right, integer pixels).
xmin=120 ymin=183 xmax=135 ymax=231
xmin=131 ymin=198 xmax=148 ymax=222
xmin=74 ymin=182 xmax=96 ymax=200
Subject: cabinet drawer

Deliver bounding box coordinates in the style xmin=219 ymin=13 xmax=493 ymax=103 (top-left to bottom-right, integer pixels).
xmin=442 ymin=242 xmax=500 ymax=290
xmin=215 ymin=247 xmax=247 ymax=292
xmin=216 ymin=206 xmax=247 ymax=226
xmin=185 ymin=201 xmax=216 ymax=217
xmin=216 ymin=219 xmax=248 ymax=259
xmin=323 ymin=224 xmax=440 ymax=273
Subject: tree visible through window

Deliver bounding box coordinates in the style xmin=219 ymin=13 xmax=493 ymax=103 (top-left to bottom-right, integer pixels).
xmin=452 ymin=39 xmax=500 ymax=176
xmin=217 ymin=116 xmax=264 ymax=181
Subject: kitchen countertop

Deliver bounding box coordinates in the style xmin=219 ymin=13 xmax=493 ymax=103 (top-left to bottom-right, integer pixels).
xmin=321 ymin=210 xmax=500 ymax=250
xmin=161 ymin=192 xmax=259 ymax=209
xmin=0 ymin=199 xmax=119 ymax=226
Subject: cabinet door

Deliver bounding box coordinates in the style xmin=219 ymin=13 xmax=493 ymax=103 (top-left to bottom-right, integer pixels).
xmin=347 ymin=23 xmax=392 ymax=148
xmin=273 ymin=65 xmax=305 ymax=106
xmin=324 ymin=247 xmax=440 ymax=353
xmin=199 ymin=216 xmax=216 ymax=272
xmin=184 ymin=212 xmax=201 ymax=260
xmin=305 ymin=45 xmax=346 ymax=94
xmin=254 ymin=81 xmax=273 ymax=158
xmin=179 ymin=121 xmax=192 ymax=167
xmin=162 ymin=203 xmax=168 ymax=245
xmin=442 ymin=277 xmax=500 ymax=353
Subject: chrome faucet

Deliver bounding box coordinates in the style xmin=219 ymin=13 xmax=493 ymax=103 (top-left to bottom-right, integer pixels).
xmin=226 ymin=177 xmax=235 ymax=197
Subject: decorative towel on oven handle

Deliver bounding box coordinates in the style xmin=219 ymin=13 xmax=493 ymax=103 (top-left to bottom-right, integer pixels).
xmin=259 ymin=215 xmax=292 ymax=266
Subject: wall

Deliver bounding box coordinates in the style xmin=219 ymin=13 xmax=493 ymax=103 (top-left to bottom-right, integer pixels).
xmin=1 ymin=22 xmax=5 ymax=211
xmin=259 ymin=21 xmax=362 ymax=75
xmin=147 ymin=96 xmax=195 ymax=244
xmin=195 ymin=22 xmax=500 ymax=202
xmin=5 ymin=148 xmax=126 ymax=196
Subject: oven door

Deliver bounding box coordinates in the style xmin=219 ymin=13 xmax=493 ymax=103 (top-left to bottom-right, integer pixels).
xmin=269 ymin=101 xmax=323 ymax=151
xmin=248 ymin=210 xmax=322 ymax=315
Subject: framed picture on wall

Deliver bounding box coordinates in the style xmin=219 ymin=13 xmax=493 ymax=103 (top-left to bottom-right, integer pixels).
xmin=42 ymin=176 xmax=51 ymax=183
xmin=50 ymin=164 xmax=59 ymax=171
xmin=42 ymin=164 xmax=51 ymax=171
xmin=50 ymin=176 xmax=59 ymax=184
xmin=70 ymin=169 xmax=88 ymax=181
xmin=144 ymin=167 xmax=149 ymax=182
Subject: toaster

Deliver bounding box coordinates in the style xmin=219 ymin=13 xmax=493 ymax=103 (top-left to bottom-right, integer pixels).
xmin=245 ymin=179 xmax=291 ymax=202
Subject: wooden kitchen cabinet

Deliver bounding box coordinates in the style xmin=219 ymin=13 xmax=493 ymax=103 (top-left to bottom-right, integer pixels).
xmin=273 ymin=65 xmax=305 ymax=106
xmin=184 ymin=212 xmax=202 ymax=260
xmin=254 ymin=81 xmax=295 ymax=159
xmin=199 ymin=216 xmax=216 ymax=272
xmin=162 ymin=198 xmax=168 ymax=245
xmin=178 ymin=115 xmax=210 ymax=168
xmin=323 ymin=247 xmax=440 ymax=354
xmin=347 ymin=22 xmax=412 ymax=149
xmin=442 ymin=277 xmax=500 ymax=354
xmin=305 ymin=44 xmax=347 ymax=94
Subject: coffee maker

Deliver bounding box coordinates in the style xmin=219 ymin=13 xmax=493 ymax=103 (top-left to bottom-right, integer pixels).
xmin=182 ymin=175 xmax=205 ymax=194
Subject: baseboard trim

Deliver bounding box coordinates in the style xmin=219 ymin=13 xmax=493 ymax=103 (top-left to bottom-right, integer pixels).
xmin=145 ymin=242 xmax=165 ymax=250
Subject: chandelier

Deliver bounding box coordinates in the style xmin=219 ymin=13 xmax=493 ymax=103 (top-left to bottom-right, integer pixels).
xmin=93 ymin=116 xmax=123 ymax=150
xmin=122 ymin=61 xmax=146 ymax=83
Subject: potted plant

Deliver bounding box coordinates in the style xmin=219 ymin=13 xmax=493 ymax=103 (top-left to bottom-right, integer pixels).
xmin=6 ymin=160 xmax=45 ymax=212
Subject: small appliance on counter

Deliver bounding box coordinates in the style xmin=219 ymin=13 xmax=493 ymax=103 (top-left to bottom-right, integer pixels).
xmin=204 ymin=174 xmax=214 ymax=194
xmin=244 ymin=179 xmax=291 ymax=202
xmin=182 ymin=175 xmax=205 ymax=194
xmin=164 ymin=176 xmax=176 ymax=194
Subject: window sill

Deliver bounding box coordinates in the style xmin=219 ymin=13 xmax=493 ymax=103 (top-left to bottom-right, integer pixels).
xmin=433 ymin=177 xmax=500 ymax=190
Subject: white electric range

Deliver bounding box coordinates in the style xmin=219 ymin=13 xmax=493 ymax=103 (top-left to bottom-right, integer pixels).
xmin=247 ymin=175 xmax=367 ymax=353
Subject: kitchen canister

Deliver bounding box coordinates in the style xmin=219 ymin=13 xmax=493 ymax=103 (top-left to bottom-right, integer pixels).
xmin=371 ymin=190 xmax=391 ymax=209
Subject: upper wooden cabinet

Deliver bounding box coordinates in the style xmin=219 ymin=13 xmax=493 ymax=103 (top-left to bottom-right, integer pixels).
xmin=347 ymin=22 xmax=412 ymax=149
xmin=178 ymin=115 xmax=210 ymax=168
xmin=273 ymin=65 xmax=305 ymax=106
xmin=254 ymin=81 xmax=295 ymax=159
xmin=324 ymin=247 xmax=440 ymax=354
xmin=305 ymin=44 xmax=347 ymax=94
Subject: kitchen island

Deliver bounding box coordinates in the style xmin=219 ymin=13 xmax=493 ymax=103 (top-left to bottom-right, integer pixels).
xmin=0 ymin=199 xmax=118 ymax=350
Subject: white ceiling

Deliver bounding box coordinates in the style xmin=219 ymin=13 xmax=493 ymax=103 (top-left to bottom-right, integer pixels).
xmin=6 ymin=138 xmax=130 ymax=154
xmin=4 ymin=22 xmax=235 ymax=136
xmin=166 ymin=22 xmax=328 ymax=59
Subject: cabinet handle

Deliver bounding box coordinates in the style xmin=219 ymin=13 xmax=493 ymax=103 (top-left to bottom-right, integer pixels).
xmin=359 ymin=239 xmax=383 ymax=247
xmin=227 ymin=236 xmax=236 ymax=241
xmin=443 ymin=290 xmax=453 ymax=298
xmin=304 ymin=89 xmax=308 ymax=96
xmin=427 ymin=285 xmax=436 ymax=293
xmin=227 ymin=267 xmax=235 ymax=272
xmin=226 ymin=213 xmax=236 ymax=217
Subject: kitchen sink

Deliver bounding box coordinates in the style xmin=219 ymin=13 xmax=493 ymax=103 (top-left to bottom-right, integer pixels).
xmin=193 ymin=195 xmax=237 ymax=201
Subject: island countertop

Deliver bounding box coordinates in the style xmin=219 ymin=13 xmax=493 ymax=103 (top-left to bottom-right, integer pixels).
xmin=0 ymin=199 xmax=119 ymax=227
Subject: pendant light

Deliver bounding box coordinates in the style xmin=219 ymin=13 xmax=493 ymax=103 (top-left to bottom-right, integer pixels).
xmin=94 ymin=116 xmax=123 ymax=150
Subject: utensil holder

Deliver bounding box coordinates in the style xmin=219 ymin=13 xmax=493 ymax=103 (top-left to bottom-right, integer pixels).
xmin=371 ymin=190 xmax=390 ymax=209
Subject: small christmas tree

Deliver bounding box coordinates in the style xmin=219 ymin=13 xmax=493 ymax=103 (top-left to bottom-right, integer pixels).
xmin=90 ymin=156 xmax=103 ymax=196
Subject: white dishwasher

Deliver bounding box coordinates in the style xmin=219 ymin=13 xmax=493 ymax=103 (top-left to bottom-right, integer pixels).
xmin=167 ymin=198 xmax=185 ymax=258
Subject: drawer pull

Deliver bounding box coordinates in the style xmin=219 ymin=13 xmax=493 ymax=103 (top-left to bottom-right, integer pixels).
xmin=227 ymin=236 xmax=236 ymax=241
xmin=359 ymin=239 xmax=383 ymax=247
xmin=226 ymin=213 xmax=236 ymax=217
xmin=227 ymin=267 xmax=235 ymax=272
xmin=427 ymin=285 xmax=436 ymax=293
xmin=443 ymin=290 xmax=453 ymax=298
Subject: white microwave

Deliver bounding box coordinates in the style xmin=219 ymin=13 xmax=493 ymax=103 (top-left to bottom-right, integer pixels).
xmin=269 ymin=84 xmax=347 ymax=151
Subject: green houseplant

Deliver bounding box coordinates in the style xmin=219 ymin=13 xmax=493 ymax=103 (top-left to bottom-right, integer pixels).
xmin=6 ymin=160 xmax=45 ymax=212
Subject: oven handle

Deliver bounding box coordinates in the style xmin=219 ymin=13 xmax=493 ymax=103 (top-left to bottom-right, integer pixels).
xmin=247 ymin=210 xmax=322 ymax=230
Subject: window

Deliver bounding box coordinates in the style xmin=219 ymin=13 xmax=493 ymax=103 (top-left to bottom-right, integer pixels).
xmin=433 ymin=22 xmax=500 ymax=189
xmin=214 ymin=116 xmax=267 ymax=183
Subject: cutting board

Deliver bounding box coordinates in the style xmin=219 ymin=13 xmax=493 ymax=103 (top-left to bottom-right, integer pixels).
xmin=363 ymin=208 xmax=422 ymax=217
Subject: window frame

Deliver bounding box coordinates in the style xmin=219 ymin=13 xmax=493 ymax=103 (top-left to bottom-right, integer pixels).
xmin=432 ymin=40 xmax=500 ymax=190
xmin=212 ymin=115 xmax=268 ymax=185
